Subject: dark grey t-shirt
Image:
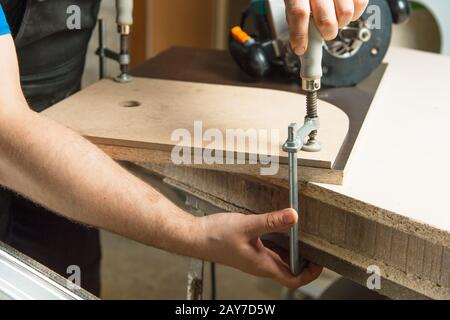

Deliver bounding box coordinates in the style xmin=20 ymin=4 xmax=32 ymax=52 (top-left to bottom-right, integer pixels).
xmin=2 ymin=0 xmax=26 ymax=36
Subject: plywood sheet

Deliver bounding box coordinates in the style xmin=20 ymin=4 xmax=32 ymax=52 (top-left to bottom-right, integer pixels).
xmin=43 ymin=77 xmax=349 ymax=179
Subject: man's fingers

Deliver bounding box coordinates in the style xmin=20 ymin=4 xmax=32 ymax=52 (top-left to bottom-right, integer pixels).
xmin=245 ymin=208 xmax=298 ymax=237
xmin=258 ymin=249 xmax=297 ymax=288
xmin=285 ymin=0 xmax=310 ymax=55
xmin=311 ymin=0 xmax=339 ymax=40
xmin=299 ymin=262 xmax=324 ymax=285
xmin=265 ymin=250 xmax=323 ymax=289
xmin=266 ymin=247 xmax=290 ymax=269
xmin=352 ymin=0 xmax=369 ymax=21
xmin=334 ymin=0 xmax=354 ymax=28
xmin=263 ymin=240 xmax=290 ymax=263
xmin=279 ymin=262 xmax=323 ymax=289
xmin=285 ymin=0 xmax=369 ymax=54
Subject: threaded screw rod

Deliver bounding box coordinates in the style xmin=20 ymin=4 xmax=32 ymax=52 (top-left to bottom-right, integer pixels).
xmin=306 ymin=91 xmax=318 ymax=143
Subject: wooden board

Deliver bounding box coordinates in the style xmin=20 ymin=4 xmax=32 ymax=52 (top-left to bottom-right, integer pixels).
xmin=43 ymin=77 xmax=349 ymax=183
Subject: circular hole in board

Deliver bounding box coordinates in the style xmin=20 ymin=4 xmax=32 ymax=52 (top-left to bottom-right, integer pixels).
xmin=119 ymin=100 xmax=141 ymax=108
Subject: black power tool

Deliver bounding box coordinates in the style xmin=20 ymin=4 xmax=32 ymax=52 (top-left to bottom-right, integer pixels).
xmin=229 ymin=0 xmax=410 ymax=87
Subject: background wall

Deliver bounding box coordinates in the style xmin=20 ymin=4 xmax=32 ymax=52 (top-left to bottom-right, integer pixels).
xmin=146 ymin=0 xmax=216 ymax=56
xmin=391 ymin=2 xmax=441 ymax=54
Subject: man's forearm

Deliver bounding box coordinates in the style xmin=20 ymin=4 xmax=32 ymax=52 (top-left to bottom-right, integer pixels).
xmin=0 ymin=102 xmax=200 ymax=257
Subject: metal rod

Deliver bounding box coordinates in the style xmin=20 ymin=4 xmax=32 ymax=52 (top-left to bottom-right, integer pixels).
xmin=210 ymin=262 xmax=216 ymax=300
xmin=98 ymin=19 xmax=106 ymax=79
xmin=120 ymin=34 xmax=129 ymax=75
xmin=288 ymin=151 xmax=299 ymax=275
xmin=283 ymin=119 xmax=319 ymax=276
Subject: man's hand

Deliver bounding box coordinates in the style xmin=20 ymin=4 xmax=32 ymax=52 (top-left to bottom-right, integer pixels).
xmin=285 ymin=0 xmax=369 ymax=55
xmin=198 ymin=208 xmax=322 ymax=289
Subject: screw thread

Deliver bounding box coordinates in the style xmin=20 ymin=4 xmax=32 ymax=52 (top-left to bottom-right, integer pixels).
xmin=306 ymin=91 xmax=318 ymax=118
xmin=306 ymin=91 xmax=318 ymax=142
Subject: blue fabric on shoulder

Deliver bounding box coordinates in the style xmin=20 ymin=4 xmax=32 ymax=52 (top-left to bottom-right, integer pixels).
xmin=0 ymin=5 xmax=11 ymax=36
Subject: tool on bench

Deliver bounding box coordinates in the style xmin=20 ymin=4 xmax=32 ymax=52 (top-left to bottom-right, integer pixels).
xmin=230 ymin=0 xmax=409 ymax=87
xmin=96 ymin=0 xmax=134 ymax=83
xmin=282 ymin=18 xmax=323 ymax=275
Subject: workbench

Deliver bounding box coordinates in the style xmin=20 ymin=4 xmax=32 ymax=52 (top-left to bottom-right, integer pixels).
xmin=47 ymin=47 xmax=450 ymax=300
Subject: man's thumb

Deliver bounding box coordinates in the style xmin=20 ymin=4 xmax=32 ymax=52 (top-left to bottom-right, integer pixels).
xmin=248 ymin=208 xmax=298 ymax=236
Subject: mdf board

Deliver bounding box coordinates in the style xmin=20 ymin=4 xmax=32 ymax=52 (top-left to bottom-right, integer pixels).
xmin=148 ymin=0 xmax=216 ymax=56
xmin=43 ymin=78 xmax=349 ymax=184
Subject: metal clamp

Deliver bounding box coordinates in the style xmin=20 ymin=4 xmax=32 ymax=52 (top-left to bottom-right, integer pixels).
xmin=282 ymin=117 xmax=320 ymax=275
xmin=95 ymin=19 xmax=133 ymax=83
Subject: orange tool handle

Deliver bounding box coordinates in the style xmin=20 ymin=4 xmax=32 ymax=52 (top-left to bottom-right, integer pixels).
xmin=231 ymin=26 xmax=252 ymax=44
